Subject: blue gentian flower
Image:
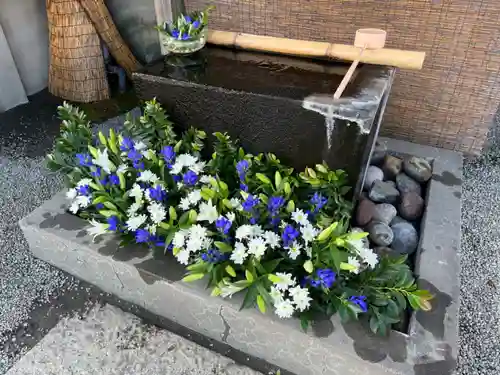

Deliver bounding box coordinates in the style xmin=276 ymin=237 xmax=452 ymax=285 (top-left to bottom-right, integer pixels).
xmin=77 ymin=185 xmax=91 ymax=196
xmin=109 ymin=174 xmax=120 ymax=186
xmin=172 ymin=174 xmax=182 ymax=183
xmin=242 ymin=195 xmax=259 ymax=212
xmin=96 ymin=203 xmax=105 ymax=210
xmin=160 ymin=146 xmax=176 ymax=168
xmin=171 ymin=29 xmax=180 ymax=39
xmin=148 ymin=185 xmax=167 ymax=202
xmin=192 ymin=20 xmax=201 ymax=28
xmin=181 ymin=33 xmax=189 ymax=41
xmin=310 ymin=192 xmax=328 ymax=212
xmin=150 ymin=235 xmax=166 ymax=247
xmin=184 ymin=15 xmax=192 ymax=23
xmin=349 ymin=295 xmax=368 ymax=313
xmin=127 ymin=149 xmax=142 ymax=163
xmin=100 ymin=176 xmax=108 ymax=186
xmin=201 ymin=249 xmax=228 ymax=263
xmin=135 ymin=229 xmax=151 ymax=243
xmin=91 ymin=167 xmax=102 ymax=178
xmin=236 ymin=160 xmax=249 ymax=180
xmin=216 ymin=216 xmax=232 ymax=235
xmin=268 ymin=196 xmax=285 ymax=215
xmin=270 ymin=217 xmax=281 ymax=227
xmin=120 ymin=137 xmax=135 ymax=152
xmin=316 ymin=269 xmax=336 ymax=288
xmin=240 ymin=183 xmax=249 ymax=192
xmin=76 ymin=153 xmax=92 ymax=167
xmin=281 ymin=224 xmax=299 ymax=247
xmin=107 ymin=216 xmax=119 ymax=231
xmin=183 ymin=170 xmax=199 ymax=186
xmin=133 ymin=160 xmax=145 ymax=171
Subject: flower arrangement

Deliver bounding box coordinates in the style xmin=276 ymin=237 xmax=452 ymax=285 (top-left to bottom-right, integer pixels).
xmin=156 ymin=6 xmax=215 ymax=55
xmin=46 ymin=100 xmax=433 ymax=335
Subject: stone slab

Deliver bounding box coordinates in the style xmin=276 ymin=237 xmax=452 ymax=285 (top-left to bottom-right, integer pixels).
xmin=19 ymin=139 xmax=462 ymax=375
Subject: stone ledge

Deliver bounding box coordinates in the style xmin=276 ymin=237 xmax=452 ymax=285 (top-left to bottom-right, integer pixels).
xmin=20 ymin=139 xmax=461 ymax=375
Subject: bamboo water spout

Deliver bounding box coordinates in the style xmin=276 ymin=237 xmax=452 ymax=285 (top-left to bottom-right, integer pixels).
xmin=207 ymin=30 xmax=425 ymax=70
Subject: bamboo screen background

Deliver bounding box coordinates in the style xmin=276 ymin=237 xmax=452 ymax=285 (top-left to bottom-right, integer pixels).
xmin=185 ymin=0 xmax=500 ymax=154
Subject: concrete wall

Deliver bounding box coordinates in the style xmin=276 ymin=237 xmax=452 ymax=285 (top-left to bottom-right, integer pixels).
xmin=0 ymin=0 xmax=49 ymax=112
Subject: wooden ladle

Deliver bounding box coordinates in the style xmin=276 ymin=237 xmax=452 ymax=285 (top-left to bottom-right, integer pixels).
xmin=333 ymin=28 xmax=387 ymax=99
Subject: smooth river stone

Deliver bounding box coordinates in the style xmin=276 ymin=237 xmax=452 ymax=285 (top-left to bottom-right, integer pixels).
xmin=391 ymin=221 xmax=419 ymax=254
xmin=382 ymin=155 xmax=403 ymax=180
xmin=399 ymin=192 xmax=425 ymax=220
xmin=369 ymin=180 xmax=400 ymax=204
xmin=370 ymin=141 xmax=387 ymax=165
xmin=372 ymin=203 xmax=397 ymax=225
xmin=368 ymin=221 xmax=394 ymax=247
xmin=396 ymin=173 xmax=422 ymax=196
xmin=364 ymin=166 xmax=384 ymax=191
xmin=356 ymin=199 xmax=376 ymax=227
xmin=404 ymin=156 xmax=432 ymax=183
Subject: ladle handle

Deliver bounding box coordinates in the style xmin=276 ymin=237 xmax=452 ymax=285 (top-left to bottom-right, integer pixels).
xmin=333 ymin=45 xmax=366 ymax=99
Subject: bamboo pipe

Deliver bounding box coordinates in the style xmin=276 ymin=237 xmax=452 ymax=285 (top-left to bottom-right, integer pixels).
xmin=207 ymin=30 xmax=425 ymax=70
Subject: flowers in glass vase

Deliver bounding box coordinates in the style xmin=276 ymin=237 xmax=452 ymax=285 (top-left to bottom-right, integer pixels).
xmin=46 ymin=99 xmax=433 ymax=336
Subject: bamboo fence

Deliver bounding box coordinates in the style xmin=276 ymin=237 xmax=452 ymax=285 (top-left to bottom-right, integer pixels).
xmin=186 ymin=0 xmax=500 ymax=153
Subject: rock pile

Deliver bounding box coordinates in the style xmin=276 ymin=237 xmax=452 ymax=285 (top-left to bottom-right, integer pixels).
xmin=355 ymin=142 xmax=432 ymax=258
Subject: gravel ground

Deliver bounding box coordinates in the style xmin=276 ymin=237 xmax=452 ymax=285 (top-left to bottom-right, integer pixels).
xmin=5 ymin=304 xmax=261 ymax=375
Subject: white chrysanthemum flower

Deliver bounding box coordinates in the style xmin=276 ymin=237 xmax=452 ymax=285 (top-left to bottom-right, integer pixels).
xmin=247 ymin=237 xmax=267 ymax=258
xmin=187 ymin=190 xmax=202 ymax=205
xmin=117 ymin=164 xmax=128 ymax=174
xmin=176 ymin=153 xmax=198 ymax=167
xmin=177 ymin=182 xmax=184 ymax=189
xmin=146 ymin=224 xmax=157 ymax=234
xmin=69 ymin=201 xmax=80 ymax=214
xmin=186 ymin=236 xmax=204 ymax=253
xmin=288 ymin=286 xmax=312 ymax=312
xmin=250 ymin=225 xmax=264 ymax=238
xmin=229 ymin=198 xmax=242 ymax=210
xmin=127 ymin=201 xmax=142 ymax=217
xmin=347 ymin=238 xmax=367 ymax=253
xmin=287 ymin=241 xmax=302 ymax=260
xmin=305 ymin=247 xmax=313 ymax=258
xmin=300 ymin=223 xmax=319 ymax=244
xmin=226 ymin=212 xmax=236 ymax=222
xmin=129 ymin=184 xmax=144 ymax=201
xmin=274 ymin=272 xmax=295 ymax=291
xmin=269 ymin=286 xmax=284 ymax=303
xmin=347 ymin=256 xmax=361 ymax=274
xmin=77 ymin=178 xmax=92 ymax=187
xmin=126 ymin=214 xmax=147 ymax=231
xmin=172 ymin=231 xmax=187 ymax=248
xmin=137 ymin=170 xmax=159 ymax=184
xmin=66 ymin=188 xmax=77 ymax=200
xmin=274 ymin=299 xmax=295 ymax=319
xmin=230 ymin=242 xmax=247 ymax=265
xmin=75 ymin=195 xmax=91 ymax=208
xmin=190 ymin=161 xmax=206 ymax=174
xmin=264 ymin=231 xmax=280 ymax=248
xmin=147 ymin=202 xmax=166 ymax=223
xmin=197 ymin=199 xmax=218 ymax=223
xmin=200 ymin=175 xmax=213 ymax=184
xmin=359 ymin=248 xmax=379 ymax=269
xmin=176 ymin=249 xmax=191 ymax=265
xmin=178 ymin=197 xmax=191 ymax=211
xmin=235 ymin=224 xmax=253 ymax=240
xmin=189 ymin=224 xmax=208 ymax=239
xmin=170 ymin=162 xmax=183 ymax=175
xmin=92 ymin=148 xmax=115 ymax=174
xmin=87 ymin=219 xmax=108 ymax=241
xmin=134 ymin=141 xmax=147 ymax=151
xmin=291 ymin=209 xmax=309 ymax=226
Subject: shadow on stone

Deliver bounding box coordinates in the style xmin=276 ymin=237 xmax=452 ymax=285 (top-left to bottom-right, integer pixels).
xmin=342 ymin=319 xmax=408 ymax=364
xmin=413 ymin=343 xmax=456 ymax=375
xmin=416 ymin=279 xmax=452 ymax=340
xmin=311 ymin=313 xmax=335 ymax=338
xmin=39 ymin=212 xmax=87 ymax=231
xmin=432 ymin=171 xmax=461 ymax=187
xmin=135 ymin=252 xmax=185 ymax=284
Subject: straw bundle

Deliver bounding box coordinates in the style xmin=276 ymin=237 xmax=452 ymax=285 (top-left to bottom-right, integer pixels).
xmin=46 ymin=0 xmax=109 ymax=102
xmin=78 ymin=0 xmax=141 ymax=77
xmin=187 ymin=0 xmax=500 ymax=154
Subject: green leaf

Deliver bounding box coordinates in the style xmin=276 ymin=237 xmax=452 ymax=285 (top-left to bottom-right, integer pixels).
xmin=262 ymin=259 xmax=282 ymax=273
xmin=340 ymin=262 xmax=357 ymax=271
xmin=98 ymin=131 xmax=107 ymax=147
xmin=245 ymin=270 xmax=254 ymax=282
xmin=392 ymin=291 xmax=407 ymax=311
xmin=369 ymin=315 xmax=380 ymax=334
xmin=315 ymin=164 xmax=328 ymax=173
xmin=89 ymin=182 xmax=102 ymax=191
xmin=92 ymin=196 xmax=108 ymax=205
xmin=407 ymin=294 xmax=421 ymax=310
xmin=256 ymin=295 xmax=266 ymax=313
xmin=275 ymin=171 xmax=282 ymax=189
xmin=413 ymin=289 xmax=434 ymax=301
xmin=88 ymin=145 xmax=98 ymax=159
xmin=99 ymin=210 xmax=117 ymax=218
xmin=258 ymin=194 xmax=268 ymax=204
xmin=103 ymin=202 xmax=118 ymax=211
xmin=284 ymin=182 xmax=291 ymax=195
xmin=329 ymin=246 xmax=343 ymax=271
xmin=317 ymin=222 xmax=338 ymax=242
xmin=241 ymin=286 xmax=258 ymax=310
xmin=306 ymin=167 xmax=317 ymax=178
xmin=225 ymin=265 xmax=236 ymax=277
xmin=201 ymin=187 xmax=215 ymax=200
xmin=169 ymin=206 xmax=177 ymax=221
xmin=300 ymin=317 xmax=309 ymax=332
xmin=256 ymin=173 xmax=272 ymax=185
xmin=182 ymin=273 xmax=205 ymax=282
xmin=347 ymin=231 xmax=369 ymax=240
xmin=174 ymin=140 xmax=183 ymax=153
xmin=188 ymin=209 xmax=197 ymax=224
xmin=386 ymin=299 xmax=400 ymax=318
xmin=286 ymin=200 xmax=295 ymax=213
xmin=303 ymin=260 xmax=314 ymax=273
xmin=159 ymin=222 xmax=171 ymax=230
xmin=117 ymin=172 xmax=126 ymax=190
xmin=214 ymin=241 xmax=233 ymax=253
